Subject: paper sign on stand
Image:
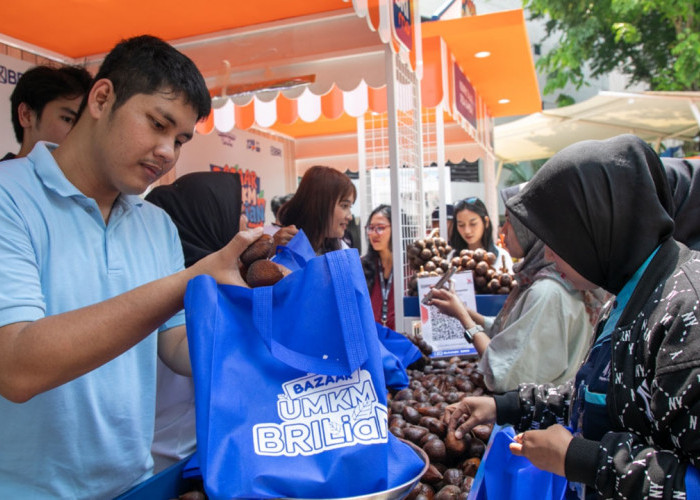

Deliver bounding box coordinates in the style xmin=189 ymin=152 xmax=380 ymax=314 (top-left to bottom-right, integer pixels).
xmin=417 ymin=270 xmax=477 ymax=357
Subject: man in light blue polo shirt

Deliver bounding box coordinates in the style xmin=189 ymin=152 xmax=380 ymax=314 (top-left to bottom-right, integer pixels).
xmin=0 ymin=35 xmax=262 ymax=499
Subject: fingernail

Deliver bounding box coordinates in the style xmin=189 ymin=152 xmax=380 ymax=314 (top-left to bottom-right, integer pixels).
xmin=455 ymin=431 xmax=462 ymax=439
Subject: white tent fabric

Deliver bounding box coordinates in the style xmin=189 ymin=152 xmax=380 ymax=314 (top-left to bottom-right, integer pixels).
xmin=494 ymin=91 xmax=700 ymax=162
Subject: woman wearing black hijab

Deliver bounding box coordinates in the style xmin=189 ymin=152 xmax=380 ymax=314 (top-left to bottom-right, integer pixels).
xmin=445 ymin=135 xmax=700 ymax=498
xmin=146 ymin=171 xmax=242 ymax=267
xmin=662 ymin=157 xmax=700 ymax=250
xmin=145 ymin=171 xmax=242 ymax=472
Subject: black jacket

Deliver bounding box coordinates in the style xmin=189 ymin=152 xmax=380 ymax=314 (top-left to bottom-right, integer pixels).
xmin=497 ymin=239 xmax=700 ymax=498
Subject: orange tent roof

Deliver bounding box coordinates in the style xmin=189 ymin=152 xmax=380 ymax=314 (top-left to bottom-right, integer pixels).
xmin=271 ymin=113 xmax=361 ymax=139
xmin=269 ymin=10 xmax=542 ymax=137
xmin=421 ymin=9 xmax=541 ymax=118
xmin=0 ymin=0 xmax=351 ymax=59
xmin=1 ymin=4 xmax=539 ymax=139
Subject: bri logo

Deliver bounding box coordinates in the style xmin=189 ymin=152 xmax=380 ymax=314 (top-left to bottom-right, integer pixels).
xmin=0 ymin=66 xmax=22 ymax=85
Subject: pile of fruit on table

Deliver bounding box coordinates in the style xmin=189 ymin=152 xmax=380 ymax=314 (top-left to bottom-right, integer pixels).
xmin=406 ymin=237 xmax=515 ymax=296
xmin=389 ymin=356 xmax=492 ymax=499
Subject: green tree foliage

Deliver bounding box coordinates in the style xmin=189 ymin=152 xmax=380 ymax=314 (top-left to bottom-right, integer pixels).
xmin=525 ymin=0 xmax=700 ymax=93
xmin=502 ymin=159 xmax=547 ymax=185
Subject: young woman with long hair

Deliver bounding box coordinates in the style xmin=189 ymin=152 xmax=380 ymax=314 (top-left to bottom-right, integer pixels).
xmin=449 ymin=196 xmax=513 ymax=271
xmin=361 ymin=204 xmax=394 ymax=329
xmin=277 ymin=165 xmax=356 ymax=255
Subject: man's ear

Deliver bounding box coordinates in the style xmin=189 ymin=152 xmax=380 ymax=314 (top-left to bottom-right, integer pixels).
xmin=17 ymin=102 xmax=36 ymax=128
xmin=86 ymin=78 xmax=114 ymax=119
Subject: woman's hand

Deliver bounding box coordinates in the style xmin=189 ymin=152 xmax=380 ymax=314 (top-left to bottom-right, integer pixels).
xmin=272 ymin=225 xmax=298 ymax=250
xmin=428 ymin=287 xmax=473 ymax=327
xmin=509 ymin=424 xmax=573 ymax=477
xmin=443 ymin=396 xmax=497 ymax=439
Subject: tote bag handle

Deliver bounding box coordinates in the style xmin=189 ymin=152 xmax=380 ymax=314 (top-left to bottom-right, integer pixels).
xmin=271 ymin=245 xmax=311 ymax=272
xmin=270 ymin=229 xmax=316 ymax=272
xmin=253 ymin=250 xmax=369 ymax=376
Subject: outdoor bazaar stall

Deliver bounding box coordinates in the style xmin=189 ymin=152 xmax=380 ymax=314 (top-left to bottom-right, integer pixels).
xmin=0 ymin=2 xmax=540 ymax=498
xmin=0 ymin=2 xmax=539 ymax=336
xmin=0 ymin=0 xmax=414 ymax=223
xmin=186 ymin=9 xmax=541 ymax=334
xmin=0 ymin=0 xmax=429 ymax=333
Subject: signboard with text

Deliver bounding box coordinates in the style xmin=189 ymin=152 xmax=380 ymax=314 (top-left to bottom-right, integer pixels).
xmin=418 ymin=271 xmax=478 ymax=358
xmin=392 ymin=0 xmax=413 ymax=52
xmin=453 ymin=62 xmax=477 ymax=130
xmin=176 ymin=128 xmax=287 ymax=228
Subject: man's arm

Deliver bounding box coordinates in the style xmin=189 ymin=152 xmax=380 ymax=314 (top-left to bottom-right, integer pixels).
xmin=0 ymin=227 xmax=262 ymax=403
xmin=158 ymin=325 xmax=191 ymax=376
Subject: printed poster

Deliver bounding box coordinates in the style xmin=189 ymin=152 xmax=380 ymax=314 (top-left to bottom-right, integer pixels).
xmin=175 ymin=127 xmax=287 ymax=228
xmin=418 ymin=270 xmax=477 ymax=357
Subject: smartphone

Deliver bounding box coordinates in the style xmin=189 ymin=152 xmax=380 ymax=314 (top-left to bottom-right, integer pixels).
xmin=421 ymin=266 xmax=458 ymax=305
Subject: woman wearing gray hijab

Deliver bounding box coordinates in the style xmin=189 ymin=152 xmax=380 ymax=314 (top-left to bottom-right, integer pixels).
xmin=444 ymin=135 xmax=700 ymax=499
xmin=429 ymin=183 xmax=598 ymax=393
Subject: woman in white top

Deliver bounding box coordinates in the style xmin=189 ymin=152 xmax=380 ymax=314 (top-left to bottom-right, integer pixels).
xmin=145 ymin=171 xmax=244 ymax=472
xmin=430 ymin=185 xmax=606 ymax=393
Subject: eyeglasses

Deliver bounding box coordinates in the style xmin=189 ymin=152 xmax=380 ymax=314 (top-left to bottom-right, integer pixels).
xmin=455 ymin=196 xmax=481 ymax=210
xmin=366 ymin=224 xmax=389 ymax=235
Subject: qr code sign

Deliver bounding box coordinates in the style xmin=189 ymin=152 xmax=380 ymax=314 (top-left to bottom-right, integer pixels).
xmin=416 ymin=271 xmax=477 ymax=356
xmin=426 ymin=304 xmax=464 ymax=341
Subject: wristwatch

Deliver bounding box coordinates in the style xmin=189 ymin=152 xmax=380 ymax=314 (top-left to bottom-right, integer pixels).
xmin=463 ymin=324 xmax=484 ymax=343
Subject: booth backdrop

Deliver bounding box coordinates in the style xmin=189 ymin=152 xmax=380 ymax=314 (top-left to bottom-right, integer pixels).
xmin=175 ymin=128 xmax=288 ymax=228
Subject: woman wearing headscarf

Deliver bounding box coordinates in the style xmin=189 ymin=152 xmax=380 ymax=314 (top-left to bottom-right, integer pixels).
xmin=146 ymin=171 xmax=242 ymax=267
xmin=145 ymin=171 xmax=242 ymax=472
xmin=429 ymin=184 xmax=598 ymax=393
xmin=444 ymin=135 xmax=700 ymax=499
xmin=661 ymin=157 xmax=700 ymax=250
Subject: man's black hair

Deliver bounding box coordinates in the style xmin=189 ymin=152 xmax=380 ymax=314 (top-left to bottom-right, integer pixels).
xmin=270 ymin=193 xmax=294 ymax=218
xmin=10 ymin=65 xmax=92 ymax=142
xmin=80 ymin=35 xmax=211 ymax=121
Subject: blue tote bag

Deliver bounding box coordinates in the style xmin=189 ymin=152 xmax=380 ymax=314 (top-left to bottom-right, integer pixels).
xmin=185 ymin=246 xmax=424 ymax=499
xmin=271 ymin=231 xmax=419 ymax=391
xmin=469 ymin=426 xmax=567 ymax=500
xmin=374 ymin=322 xmax=422 ymax=370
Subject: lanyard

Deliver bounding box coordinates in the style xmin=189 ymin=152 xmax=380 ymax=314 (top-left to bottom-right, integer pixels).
xmin=594 ymin=245 xmax=660 ymax=348
xmin=378 ymin=260 xmax=393 ymax=326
